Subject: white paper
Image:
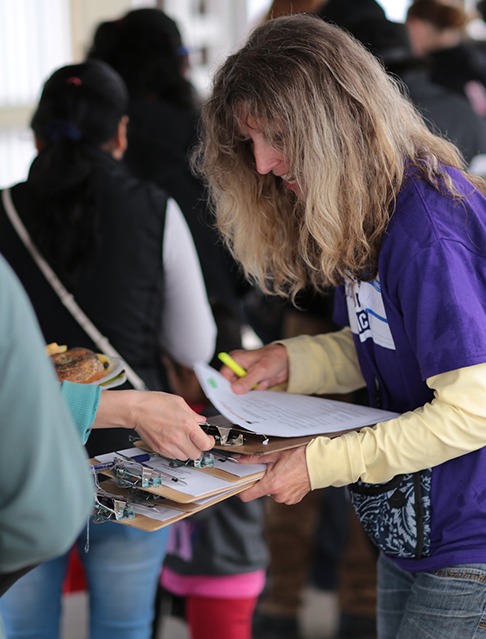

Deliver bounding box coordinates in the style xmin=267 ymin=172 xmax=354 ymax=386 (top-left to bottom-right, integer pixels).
xmin=131 ymin=486 xmax=248 ymax=521
xmin=195 ymin=362 xmax=399 ymax=438
xmin=212 ymin=452 xmax=266 ymax=477
xmin=132 ymin=503 xmax=184 ymax=522
xmin=87 ymin=356 xmax=125 ymax=386
xmin=193 ymin=488 xmax=241 ymax=505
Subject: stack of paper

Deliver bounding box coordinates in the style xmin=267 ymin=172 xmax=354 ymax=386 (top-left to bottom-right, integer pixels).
xmin=91 ymin=447 xmax=266 ymax=531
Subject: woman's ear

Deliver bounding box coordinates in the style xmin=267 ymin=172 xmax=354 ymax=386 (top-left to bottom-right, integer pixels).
xmin=112 ymin=115 xmax=129 ymax=160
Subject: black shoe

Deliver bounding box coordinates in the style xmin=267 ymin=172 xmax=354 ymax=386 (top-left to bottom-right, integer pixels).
xmin=253 ymin=612 xmax=303 ymax=639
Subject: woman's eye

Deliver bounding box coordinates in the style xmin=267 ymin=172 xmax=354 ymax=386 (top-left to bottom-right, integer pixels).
xmin=237 ymin=137 xmax=253 ymax=150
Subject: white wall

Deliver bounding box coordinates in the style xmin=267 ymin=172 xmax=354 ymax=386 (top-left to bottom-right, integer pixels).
xmin=0 ymin=0 xmax=73 ymax=187
xmin=0 ymin=0 xmax=250 ymax=187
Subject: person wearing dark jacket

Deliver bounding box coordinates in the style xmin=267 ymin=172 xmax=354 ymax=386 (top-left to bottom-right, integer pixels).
xmin=0 ymin=60 xmax=216 ymax=639
xmin=406 ymin=0 xmax=486 ymax=117
xmin=88 ymin=11 xmax=269 ymax=639
xmin=348 ymin=14 xmax=486 ymax=167
xmin=88 ymin=8 xmax=248 ymax=364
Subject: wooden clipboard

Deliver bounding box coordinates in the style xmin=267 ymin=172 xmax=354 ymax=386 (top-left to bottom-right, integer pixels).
xmin=96 ymin=478 xmax=258 ymax=531
xmin=91 ymin=452 xmax=263 ymax=504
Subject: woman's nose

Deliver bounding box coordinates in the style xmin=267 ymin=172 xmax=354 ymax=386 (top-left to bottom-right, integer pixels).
xmin=253 ymin=141 xmax=281 ymax=175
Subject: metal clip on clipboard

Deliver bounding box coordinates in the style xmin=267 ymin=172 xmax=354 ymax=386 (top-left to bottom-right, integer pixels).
xmin=93 ymin=489 xmax=135 ymax=524
xmin=200 ymin=421 xmax=269 ymax=447
xmin=170 ymin=451 xmax=215 ymax=468
xmin=126 ymin=487 xmax=168 ymax=506
xmin=112 ymin=454 xmax=163 ymax=489
xmin=91 ymin=461 xmax=136 ymax=523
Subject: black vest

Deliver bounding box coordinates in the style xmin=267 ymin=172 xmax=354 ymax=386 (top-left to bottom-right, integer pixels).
xmin=0 ymin=153 xmax=168 ymax=455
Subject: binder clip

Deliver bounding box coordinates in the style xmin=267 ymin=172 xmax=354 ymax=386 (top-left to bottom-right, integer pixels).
xmin=201 ymin=422 xmax=244 ymax=447
xmin=170 ymin=451 xmax=215 ymax=468
xmin=127 ymin=487 xmax=168 ymax=506
xmin=93 ymin=490 xmax=135 ymax=524
xmin=112 ymin=454 xmax=163 ymax=489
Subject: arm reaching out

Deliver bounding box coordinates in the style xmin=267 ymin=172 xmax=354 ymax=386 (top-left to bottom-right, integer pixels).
xmin=93 ymin=390 xmax=215 ymax=461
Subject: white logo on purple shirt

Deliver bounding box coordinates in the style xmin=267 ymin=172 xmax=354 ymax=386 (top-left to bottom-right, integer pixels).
xmin=345 ymin=277 xmax=396 ymax=350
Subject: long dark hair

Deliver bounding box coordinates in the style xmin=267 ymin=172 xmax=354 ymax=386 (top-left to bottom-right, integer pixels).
xmin=28 ymin=60 xmax=128 ymax=278
xmin=87 ymin=8 xmax=197 ymax=109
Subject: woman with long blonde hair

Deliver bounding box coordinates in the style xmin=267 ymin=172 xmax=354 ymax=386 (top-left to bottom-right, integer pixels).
xmin=199 ymin=14 xmax=486 ymax=639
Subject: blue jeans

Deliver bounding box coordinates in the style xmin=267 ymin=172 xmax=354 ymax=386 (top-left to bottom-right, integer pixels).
xmin=0 ymin=520 xmax=169 ymax=639
xmin=377 ymin=553 xmax=486 ymax=639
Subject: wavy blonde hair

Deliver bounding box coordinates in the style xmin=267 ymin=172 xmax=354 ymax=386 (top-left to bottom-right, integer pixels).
xmin=195 ymin=14 xmax=485 ymax=297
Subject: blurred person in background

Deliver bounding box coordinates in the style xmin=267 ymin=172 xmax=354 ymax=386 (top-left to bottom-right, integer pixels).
xmin=88 ymin=12 xmax=269 ymax=639
xmin=342 ymin=8 xmax=486 ymax=168
xmin=88 ymin=8 xmax=249 ymax=370
xmin=405 ymin=0 xmax=486 ymax=116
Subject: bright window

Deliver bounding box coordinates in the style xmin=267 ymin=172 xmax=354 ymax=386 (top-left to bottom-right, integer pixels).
xmin=0 ymin=0 xmax=71 ymax=187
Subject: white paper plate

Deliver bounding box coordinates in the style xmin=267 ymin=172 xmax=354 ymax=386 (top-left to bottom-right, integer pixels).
xmin=85 ymin=355 xmax=126 ymax=388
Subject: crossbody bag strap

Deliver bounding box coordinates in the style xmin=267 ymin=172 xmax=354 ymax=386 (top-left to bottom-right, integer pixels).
xmin=2 ymin=187 xmax=146 ymax=390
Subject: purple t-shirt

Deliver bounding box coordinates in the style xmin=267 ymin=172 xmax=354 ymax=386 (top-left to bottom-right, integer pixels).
xmin=335 ymin=165 xmax=486 ymax=571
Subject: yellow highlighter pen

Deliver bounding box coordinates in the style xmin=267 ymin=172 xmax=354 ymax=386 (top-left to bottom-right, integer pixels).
xmin=217 ymin=352 xmax=248 ymax=377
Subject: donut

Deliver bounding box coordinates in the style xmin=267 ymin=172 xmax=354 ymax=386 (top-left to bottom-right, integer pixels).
xmin=51 ymin=347 xmax=106 ymax=383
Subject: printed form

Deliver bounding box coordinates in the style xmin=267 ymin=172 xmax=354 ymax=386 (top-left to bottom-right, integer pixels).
xmin=195 ymin=363 xmax=398 ymax=438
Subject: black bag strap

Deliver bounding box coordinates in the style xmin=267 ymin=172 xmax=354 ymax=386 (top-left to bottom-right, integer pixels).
xmin=2 ymin=187 xmax=146 ymax=390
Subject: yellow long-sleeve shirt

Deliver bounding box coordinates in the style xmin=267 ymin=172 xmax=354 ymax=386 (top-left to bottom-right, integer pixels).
xmin=280 ymin=327 xmax=486 ymax=490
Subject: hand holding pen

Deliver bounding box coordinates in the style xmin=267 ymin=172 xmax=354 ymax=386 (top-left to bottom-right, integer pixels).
xmin=217 ymin=345 xmax=289 ymax=394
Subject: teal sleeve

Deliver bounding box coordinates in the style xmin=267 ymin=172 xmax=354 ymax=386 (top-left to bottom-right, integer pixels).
xmin=61 ymin=382 xmax=101 ymax=444
xmin=0 ymin=256 xmax=94 ymax=573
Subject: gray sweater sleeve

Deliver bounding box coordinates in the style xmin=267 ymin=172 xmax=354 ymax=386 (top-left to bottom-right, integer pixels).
xmin=0 ymin=256 xmax=94 ymax=573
